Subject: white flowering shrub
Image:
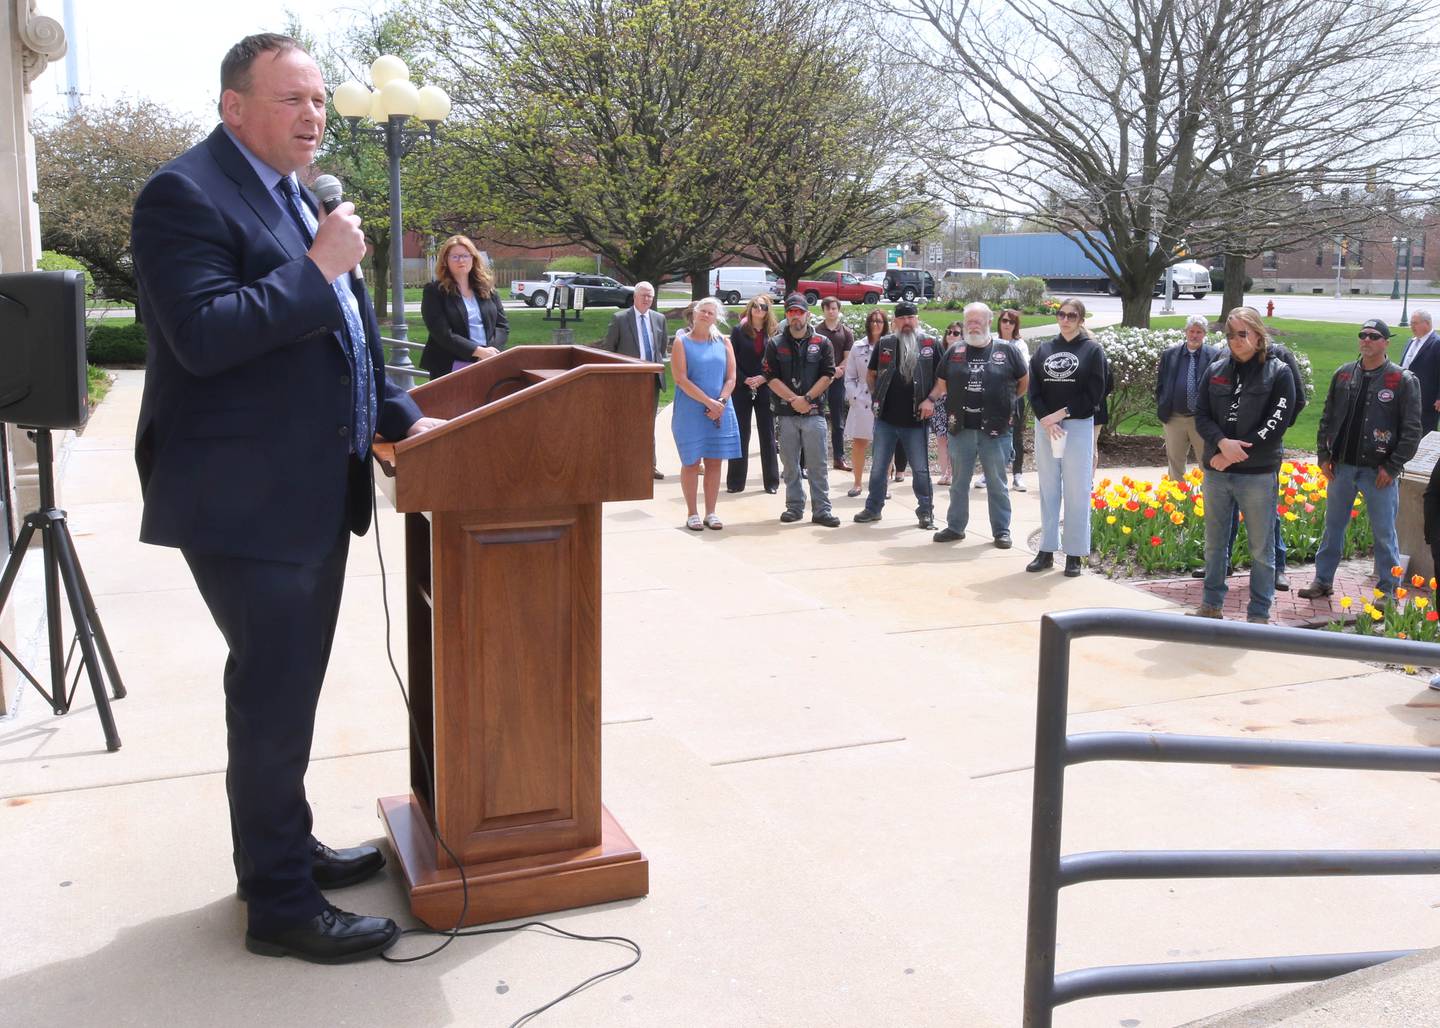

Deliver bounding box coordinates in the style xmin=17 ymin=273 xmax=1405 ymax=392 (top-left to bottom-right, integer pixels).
xmin=1092 ymin=327 xmax=1314 ymax=433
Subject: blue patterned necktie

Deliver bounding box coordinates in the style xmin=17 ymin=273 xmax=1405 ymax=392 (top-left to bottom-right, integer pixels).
xmin=637 ymin=309 xmax=652 ymax=362
xmin=275 ymin=176 xmax=377 ymax=456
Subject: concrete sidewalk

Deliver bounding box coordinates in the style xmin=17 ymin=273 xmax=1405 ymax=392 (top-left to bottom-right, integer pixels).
xmin=2 ymin=370 xmax=1438 ymax=1026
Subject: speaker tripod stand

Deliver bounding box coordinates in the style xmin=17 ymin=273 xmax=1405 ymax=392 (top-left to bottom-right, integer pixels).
xmin=0 ymin=427 xmax=125 ymax=750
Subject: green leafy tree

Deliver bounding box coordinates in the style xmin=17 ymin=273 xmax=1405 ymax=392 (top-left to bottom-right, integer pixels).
xmin=429 ymin=0 xmax=914 ymax=295
xmin=34 ymin=100 xmax=200 ymax=304
xmin=740 ymin=55 xmax=940 ymax=295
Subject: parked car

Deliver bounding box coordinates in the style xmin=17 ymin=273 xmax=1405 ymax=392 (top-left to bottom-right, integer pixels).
xmin=882 ymin=268 xmax=936 ymax=302
xmin=567 ymin=274 xmax=636 ymax=308
xmin=510 ymin=270 xmax=577 ymax=308
xmin=937 ymin=267 xmax=1019 ymax=300
xmin=711 ymin=266 xmax=781 ymax=304
xmin=794 ymin=271 xmax=883 ymax=306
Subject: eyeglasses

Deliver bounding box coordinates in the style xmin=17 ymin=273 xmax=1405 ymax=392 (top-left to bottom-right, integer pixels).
xmin=1000 ymin=318 xmax=1018 ymax=325
xmin=1358 ymin=331 xmax=1385 ymax=341
xmin=946 ymin=330 xmax=962 ymax=337
xmin=1057 ymin=311 xmax=1080 ymax=321
xmin=446 ymin=253 xmax=472 ymax=262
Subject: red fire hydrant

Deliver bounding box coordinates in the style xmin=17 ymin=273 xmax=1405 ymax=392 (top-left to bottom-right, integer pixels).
xmin=1266 ymin=300 xmax=1275 ymax=318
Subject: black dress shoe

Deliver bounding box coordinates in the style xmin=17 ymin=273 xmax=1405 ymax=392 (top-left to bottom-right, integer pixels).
xmin=652 ymin=468 xmax=665 ymax=480
xmin=726 ymin=485 xmax=744 ymax=493
xmin=933 ymin=527 xmax=964 ymax=542
xmin=245 ymin=905 xmax=399 ymax=964
xmin=853 ymin=509 xmax=882 ymax=523
xmin=765 ymin=485 xmax=778 ymax=494
xmin=779 ymin=509 xmax=803 ymax=523
xmin=310 ymin=840 xmax=386 ymax=890
xmin=1026 ymin=551 xmax=1054 ymax=573
xmin=238 ymin=840 xmax=386 ymax=900
xmin=994 ymin=532 xmax=1013 ymax=549
xmin=1064 ymin=555 xmax=1083 ymax=577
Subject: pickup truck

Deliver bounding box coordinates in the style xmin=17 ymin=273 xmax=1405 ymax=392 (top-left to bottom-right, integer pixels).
xmin=794 ymin=271 xmax=883 ymax=306
xmin=509 ymin=271 xmax=576 ymax=308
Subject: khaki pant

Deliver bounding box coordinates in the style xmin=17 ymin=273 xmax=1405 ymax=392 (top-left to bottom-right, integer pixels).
xmin=1162 ymin=414 xmax=1206 ymax=483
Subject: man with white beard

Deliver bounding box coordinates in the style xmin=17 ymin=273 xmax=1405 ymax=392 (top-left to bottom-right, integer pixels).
xmin=854 ymin=300 xmax=943 ymax=528
xmin=926 ymin=302 xmax=1028 ymax=546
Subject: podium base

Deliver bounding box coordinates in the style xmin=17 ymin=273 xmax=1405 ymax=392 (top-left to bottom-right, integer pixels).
xmin=377 ymin=795 xmax=649 ymax=929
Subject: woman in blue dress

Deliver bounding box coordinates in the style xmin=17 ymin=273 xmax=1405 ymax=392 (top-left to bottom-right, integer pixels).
xmin=671 ymin=297 xmax=742 ymax=530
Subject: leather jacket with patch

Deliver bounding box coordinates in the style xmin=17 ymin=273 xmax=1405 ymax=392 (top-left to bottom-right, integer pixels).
xmin=1316 ymin=359 xmax=1422 ymax=476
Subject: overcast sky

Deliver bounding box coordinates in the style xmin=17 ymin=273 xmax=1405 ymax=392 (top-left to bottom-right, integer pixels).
xmin=30 ymin=0 xmax=367 ymax=126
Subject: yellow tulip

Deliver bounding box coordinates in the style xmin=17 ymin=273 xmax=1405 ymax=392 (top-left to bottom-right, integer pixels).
xmin=1340 ymin=596 xmax=1353 ymax=609
xmin=1417 ymin=597 xmax=1429 ymax=610
xmin=1121 ymin=526 xmax=1132 ymax=535
xmin=1373 ymin=588 xmax=1385 ymax=600
xmin=1283 ymin=511 xmax=1298 ymax=521
xmin=1106 ymin=515 xmax=1117 ymax=525
xmin=1370 ymin=608 xmax=1384 ymax=621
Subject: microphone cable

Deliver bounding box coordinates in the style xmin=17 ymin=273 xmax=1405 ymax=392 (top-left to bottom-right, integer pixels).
xmin=368 ymin=482 xmax=641 ymax=1024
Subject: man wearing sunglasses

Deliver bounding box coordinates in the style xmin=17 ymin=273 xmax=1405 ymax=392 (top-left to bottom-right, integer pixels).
xmin=1299 ymin=319 xmax=1422 ymax=600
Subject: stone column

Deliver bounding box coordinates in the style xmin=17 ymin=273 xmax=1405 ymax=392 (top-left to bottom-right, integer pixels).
xmin=0 ymin=0 xmax=66 ymax=715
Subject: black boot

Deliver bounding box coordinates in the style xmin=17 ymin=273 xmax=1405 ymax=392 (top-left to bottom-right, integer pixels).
xmin=1064 ymin=555 xmax=1083 ymax=577
xmin=1026 ymin=551 xmax=1054 ymax=573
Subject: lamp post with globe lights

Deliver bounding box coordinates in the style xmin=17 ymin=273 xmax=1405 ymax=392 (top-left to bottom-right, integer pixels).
xmin=332 ymin=55 xmax=450 ymax=383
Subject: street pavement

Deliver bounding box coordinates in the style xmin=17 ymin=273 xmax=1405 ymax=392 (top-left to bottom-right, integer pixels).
xmin=2 ymin=372 xmax=1438 ymax=1026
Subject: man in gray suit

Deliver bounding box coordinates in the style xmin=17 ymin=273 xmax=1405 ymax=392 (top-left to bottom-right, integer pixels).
xmin=600 ymin=280 xmax=668 ymax=479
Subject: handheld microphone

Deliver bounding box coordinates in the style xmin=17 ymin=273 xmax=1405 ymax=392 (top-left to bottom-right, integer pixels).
xmin=311 ymin=174 xmax=365 ymax=282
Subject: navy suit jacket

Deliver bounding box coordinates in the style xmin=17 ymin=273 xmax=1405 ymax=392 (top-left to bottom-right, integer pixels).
xmin=1405 ymin=331 xmax=1440 ymax=433
xmin=131 ymin=126 xmax=421 ymax=564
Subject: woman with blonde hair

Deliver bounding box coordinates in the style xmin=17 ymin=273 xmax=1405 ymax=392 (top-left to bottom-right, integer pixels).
xmin=672 ymin=297 xmax=742 ymax=529
xmin=419 ymin=235 xmax=507 ymax=379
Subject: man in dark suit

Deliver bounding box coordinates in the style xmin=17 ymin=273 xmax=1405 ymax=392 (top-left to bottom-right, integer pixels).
xmin=599 ymin=280 xmax=667 ymax=478
xmin=1401 ymin=310 xmax=1440 ymax=433
xmin=130 ymin=33 xmax=442 ymax=963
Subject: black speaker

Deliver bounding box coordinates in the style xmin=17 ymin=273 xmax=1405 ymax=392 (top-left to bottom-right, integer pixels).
xmin=0 ymin=270 xmax=88 ymax=430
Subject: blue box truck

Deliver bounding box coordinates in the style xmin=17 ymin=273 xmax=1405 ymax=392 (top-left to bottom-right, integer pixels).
xmin=978 ymin=232 xmax=1211 ymax=298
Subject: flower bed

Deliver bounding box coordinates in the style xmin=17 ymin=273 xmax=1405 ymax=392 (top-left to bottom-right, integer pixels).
xmin=1326 ymin=570 xmax=1440 ymax=652
xmin=1090 ymin=463 xmax=1373 ymax=576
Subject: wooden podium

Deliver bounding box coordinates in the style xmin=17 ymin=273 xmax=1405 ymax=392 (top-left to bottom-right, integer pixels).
xmin=371 ymin=345 xmax=656 ymax=928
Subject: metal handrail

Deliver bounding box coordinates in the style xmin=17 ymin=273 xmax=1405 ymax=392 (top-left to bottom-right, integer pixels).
xmin=1024 ymin=608 xmax=1440 ymax=1026
xmin=381 ymin=336 xmax=428 ymax=387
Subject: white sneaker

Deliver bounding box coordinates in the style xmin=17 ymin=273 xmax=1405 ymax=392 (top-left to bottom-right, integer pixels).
xmin=1429 ymin=673 xmax=1440 ymax=691
xmin=1012 ymin=475 xmax=1026 ymax=492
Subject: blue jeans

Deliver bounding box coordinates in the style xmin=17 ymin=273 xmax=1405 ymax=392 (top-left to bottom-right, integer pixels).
xmin=946 ymin=430 xmax=1012 ymax=536
xmin=1032 ymin=416 xmax=1095 ymax=557
xmin=1203 ymin=470 xmax=1277 ymax=619
xmin=864 ymin=421 xmax=932 ymax=518
xmin=1226 ymin=506 xmax=1287 ymax=571
xmin=778 ymin=415 xmax=832 ymax=516
xmin=1312 ymin=463 xmax=1400 ymax=592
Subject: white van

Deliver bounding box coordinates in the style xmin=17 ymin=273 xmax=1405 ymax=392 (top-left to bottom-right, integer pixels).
xmin=712 ymin=266 xmax=780 ymax=305
xmin=938 ymin=268 xmax=1019 ymax=301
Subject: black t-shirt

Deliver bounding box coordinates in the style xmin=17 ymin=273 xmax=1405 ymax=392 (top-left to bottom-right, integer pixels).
xmin=1336 ymin=366 xmax=1382 ymax=465
xmin=959 ymin=349 xmax=990 ymax=429
xmin=868 ymin=339 xmax=940 ymax=427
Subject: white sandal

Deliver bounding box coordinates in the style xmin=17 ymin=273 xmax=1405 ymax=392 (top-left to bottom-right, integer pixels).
xmin=686 ymin=514 xmax=703 ymax=531
xmin=704 ymin=513 xmax=724 ymax=530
